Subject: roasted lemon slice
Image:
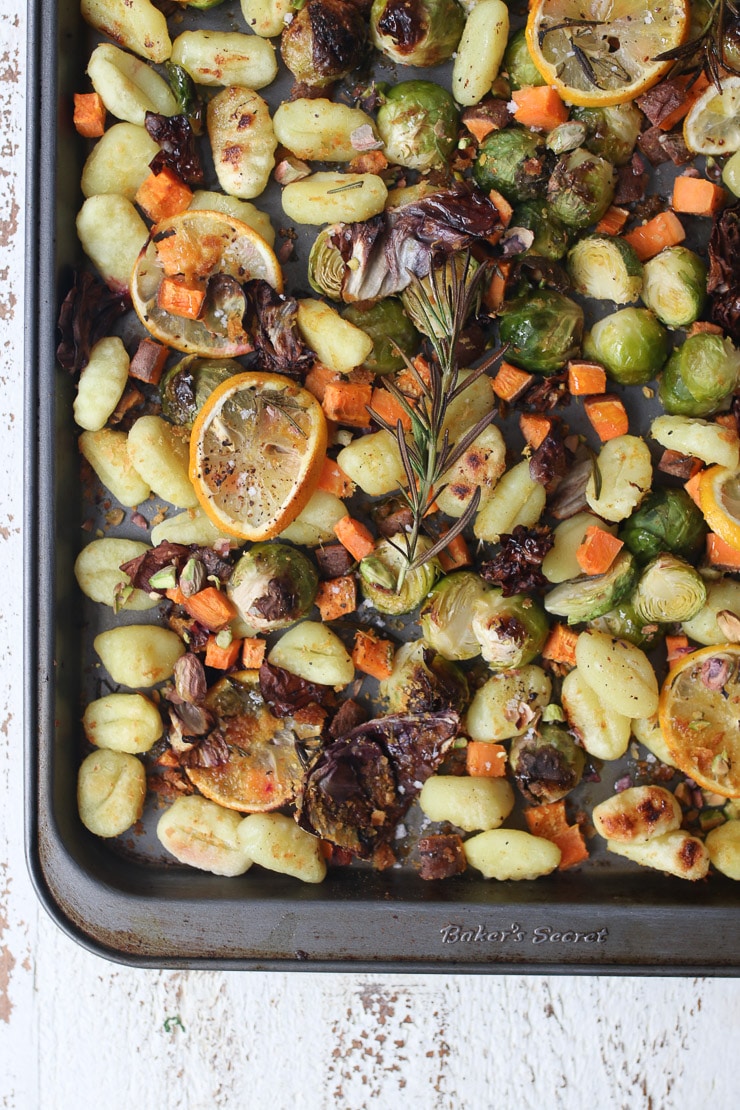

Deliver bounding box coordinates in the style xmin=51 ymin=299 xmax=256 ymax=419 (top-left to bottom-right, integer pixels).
xmin=684 ymin=76 xmax=740 ymax=155
xmin=699 ymin=465 xmax=740 ymax=550
xmin=189 ymin=371 xmax=327 ymax=541
xmin=186 ymin=671 xmax=305 ymax=812
xmin=526 ymin=0 xmax=689 ymax=107
xmin=131 ymin=210 xmax=283 ymax=357
xmin=659 ymin=645 xmax=740 ymax=797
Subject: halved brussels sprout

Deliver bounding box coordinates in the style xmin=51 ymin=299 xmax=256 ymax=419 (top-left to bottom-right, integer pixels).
xmin=658 ymin=333 xmax=740 ymax=417
xmin=359 ymin=537 xmax=439 ymax=615
xmin=512 ymin=199 xmax=571 ymax=261
xmin=590 ymin=599 xmax=662 ymax=649
xmin=228 ymin=543 xmax=318 ymax=632
xmin=370 ymin=0 xmax=464 ymax=67
xmin=509 ymin=723 xmax=585 ymax=805
xmin=503 ymin=27 xmax=545 ymax=90
xmin=420 ymin=570 xmax=491 ymax=660
xmin=583 ymin=307 xmax=669 ymax=386
xmin=641 ymin=247 xmax=707 ymax=328
xmin=160 ymin=356 xmax=240 ymax=427
xmin=567 ymin=235 xmax=643 ymax=304
xmin=308 ymin=226 xmax=345 ymax=301
xmin=632 ymin=553 xmax=707 ymax=623
xmin=544 ymin=550 xmax=638 ymax=625
xmin=619 ymin=487 xmax=707 ymax=564
xmin=473 ymin=128 xmax=550 ymax=204
xmin=378 ymin=640 xmax=469 ymax=714
xmin=341 ymin=299 xmax=420 ymax=374
xmin=281 ymin=0 xmax=367 ymax=87
xmin=498 ymin=289 xmax=584 ymax=375
xmin=472 ymin=590 xmax=549 ymax=670
xmin=376 ymin=81 xmax=458 ymax=172
xmin=401 ymin=253 xmax=480 ymax=339
xmin=546 ymin=148 xmax=616 ymax=230
xmin=570 ymin=104 xmax=642 ymax=166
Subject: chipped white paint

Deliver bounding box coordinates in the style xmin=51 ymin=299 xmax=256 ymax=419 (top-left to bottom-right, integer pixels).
xmin=0 ymin=4 xmax=739 ymax=1108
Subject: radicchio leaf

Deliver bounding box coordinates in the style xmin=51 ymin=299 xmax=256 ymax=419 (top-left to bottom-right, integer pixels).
xmin=480 ymin=525 xmax=554 ymax=596
xmin=145 ymin=111 xmax=204 ymax=186
xmin=244 ymin=280 xmax=315 ymax=378
xmin=259 ymin=660 xmax=335 ymax=718
xmin=121 ymin=541 xmax=233 ymax=594
xmin=56 ymin=271 xmax=129 ymax=373
xmin=296 ymin=712 xmax=458 ymax=857
xmin=708 ymin=202 xmax=740 ymax=340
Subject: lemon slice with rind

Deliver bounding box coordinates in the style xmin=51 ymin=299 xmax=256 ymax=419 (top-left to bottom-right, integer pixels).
xmin=131 ymin=210 xmax=283 ymax=358
xmin=186 ymin=672 xmax=304 ymax=812
xmin=189 ymin=371 xmax=327 ymax=542
xmin=659 ymin=645 xmax=740 ymax=797
xmin=699 ymin=465 xmax=740 ymax=550
xmin=684 ymin=76 xmax=740 ymax=155
xmin=526 ymin=0 xmax=689 ymax=107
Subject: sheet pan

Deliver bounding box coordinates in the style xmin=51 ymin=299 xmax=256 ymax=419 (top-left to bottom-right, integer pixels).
xmin=24 ymin=0 xmax=740 ymax=972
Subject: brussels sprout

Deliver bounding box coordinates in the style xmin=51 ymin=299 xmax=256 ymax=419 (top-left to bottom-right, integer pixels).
xmin=473 ymin=128 xmax=550 ymax=204
xmin=378 ymin=640 xmax=469 ymax=714
xmin=619 ymin=488 xmax=708 ymax=565
xmin=376 ymin=81 xmax=458 ymax=172
xmin=281 ymin=0 xmax=367 ymax=88
xmin=370 ymin=0 xmax=464 ymax=67
xmin=641 ymin=247 xmax=707 ymax=328
xmin=658 ymin=333 xmax=740 ymax=417
xmin=308 ymin=226 xmax=345 ymax=301
xmin=472 ymin=590 xmax=549 ymax=670
xmin=401 ymin=253 xmax=480 ymax=339
xmin=547 ymin=148 xmax=617 ymax=230
xmin=567 ymin=235 xmax=643 ymax=304
xmin=546 ymin=121 xmax=589 ymax=156
xmin=590 ymin=599 xmax=662 ymax=649
xmin=420 ymin=571 xmax=491 ymax=660
xmin=632 ymin=554 xmax=707 ymax=624
xmin=509 ymin=723 xmax=585 ymax=805
xmin=359 ymin=537 xmax=439 ymax=615
xmin=160 ymin=357 xmax=240 ymax=427
xmin=228 ymin=543 xmax=318 ymax=632
xmin=498 ymin=289 xmax=584 ymax=375
xmin=544 ymin=550 xmax=638 ymax=625
xmin=503 ymin=28 xmax=546 ymax=90
xmin=511 ymin=200 xmax=571 ymax=261
xmin=583 ymin=308 xmax=670 ymax=386
xmin=341 ymin=299 xmax=420 ymax=374
xmin=570 ymin=104 xmax=642 ymax=166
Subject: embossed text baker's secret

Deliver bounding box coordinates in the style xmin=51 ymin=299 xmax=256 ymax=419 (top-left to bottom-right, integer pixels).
xmin=440 ymin=923 xmax=609 ymax=945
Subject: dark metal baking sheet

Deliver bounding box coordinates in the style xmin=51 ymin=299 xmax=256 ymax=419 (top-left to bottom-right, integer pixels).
xmin=24 ymin=0 xmax=740 ymax=972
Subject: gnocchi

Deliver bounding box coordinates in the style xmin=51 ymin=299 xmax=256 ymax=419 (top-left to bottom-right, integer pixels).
xmin=561 ymin=666 xmax=631 ymax=760
xmin=705 ymin=822 xmax=740 ymax=880
xmin=78 ymin=428 xmax=151 ymax=508
xmin=86 ymin=43 xmax=177 ymax=123
xmin=452 ymin=0 xmax=509 ymax=106
xmin=296 ymin=299 xmax=374 ymax=374
xmin=81 ymin=122 xmax=160 ymax=200
xmin=606 ymin=830 xmax=710 ymax=881
xmin=207 ymin=86 xmax=277 ymax=199
xmin=585 ymin=435 xmax=652 ymax=522
xmin=126 ymin=415 xmax=199 ymax=509
xmin=157 ymin=796 xmax=253 ymax=877
xmin=274 ymin=99 xmax=379 ymax=163
xmin=282 ymin=172 xmax=388 ymax=225
xmin=474 ymin=460 xmax=547 ymax=543
xmin=83 ymin=692 xmax=163 ymax=754
xmin=237 ymin=813 xmax=326 ymax=883
xmin=575 ymin=629 xmax=659 ymax=719
xmin=81 ymin=0 xmax=171 ymax=63
xmin=74 ymin=538 xmax=158 ymax=611
xmin=76 ymin=195 xmax=149 ymax=295
xmin=267 ymin=621 xmax=354 ymax=687
xmin=419 ymin=775 xmax=514 ymax=832
xmin=465 ymin=666 xmax=552 ymax=742
xmin=94 ymin=625 xmax=186 ymax=688
xmin=464 ymin=829 xmax=561 ymax=880
xmin=171 ymin=31 xmax=277 ymax=90
xmin=77 ymin=749 xmax=146 ymax=838
xmin=592 ymin=786 xmax=682 ymax=843
xmin=73 ymin=336 xmax=130 ymax=432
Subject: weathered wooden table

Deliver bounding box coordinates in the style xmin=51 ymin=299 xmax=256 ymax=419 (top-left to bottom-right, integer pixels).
xmin=2 ymin=4 xmax=738 ymax=1106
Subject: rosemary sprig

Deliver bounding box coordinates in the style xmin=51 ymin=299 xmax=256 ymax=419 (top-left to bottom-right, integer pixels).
xmin=368 ymin=253 xmax=504 ymax=588
xmin=654 ymin=0 xmax=740 ymax=90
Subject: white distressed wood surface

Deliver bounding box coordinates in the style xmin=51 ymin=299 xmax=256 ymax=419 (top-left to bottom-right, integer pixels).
xmin=1 ymin=5 xmax=739 ymax=1107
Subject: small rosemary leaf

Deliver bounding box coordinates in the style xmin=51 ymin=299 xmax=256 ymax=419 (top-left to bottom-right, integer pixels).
xmin=441 ymin=409 xmax=495 ymax=473
xmin=590 ymin=451 xmax=603 ymax=499
xmin=327 ymin=181 xmax=365 ymax=194
xmin=397 ymin=424 xmax=421 ymax=493
xmin=445 ymin=352 xmax=503 ymax=404
xmin=381 ymin=378 xmax=425 ymax=425
xmin=410 ymin=488 xmax=481 ymax=570
xmin=367 ymin=409 xmax=395 ymax=435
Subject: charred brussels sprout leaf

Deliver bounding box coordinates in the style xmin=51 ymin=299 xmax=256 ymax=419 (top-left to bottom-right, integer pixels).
xmin=473 ymin=128 xmax=550 ymax=204
xmin=511 ymin=200 xmax=572 ymax=261
xmin=376 ymin=81 xmax=459 ymax=172
xmin=583 ymin=307 xmax=669 ymax=386
xmin=504 ymin=27 xmax=545 ymax=90
xmin=658 ymin=333 xmax=740 ymax=417
xmin=296 ymin=712 xmax=459 ymax=857
xmin=370 ymin=0 xmax=465 ymax=67
xmin=544 ymin=550 xmax=638 ymax=625
xmin=567 ymin=235 xmax=643 ymax=304
xmin=359 ymin=537 xmax=439 ymax=615
xmin=509 ymin=723 xmax=585 ymax=805
xmin=498 ymin=289 xmax=584 ymax=375
xmin=642 ymin=247 xmax=707 ymax=329
xmin=379 ymin=641 xmax=469 ymax=715
xmin=547 ymin=148 xmax=617 ymax=230
xmin=341 ymin=298 xmax=420 ymax=374
xmin=619 ymin=488 xmax=707 ymax=565
xmin=632 ymin=554 xmax=707 ymax=624
xmin=420 ymin=570 xmax=491 ymax=660
xmin=160 ymin=357 xmax=240 ymax=427
xmin=570 ymin=104 xmax=642 ymax=166
xmin=228 ymin=543 xmax=318 ymax=632
xmin=281 ymin=0 xmax=367 ymax=88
